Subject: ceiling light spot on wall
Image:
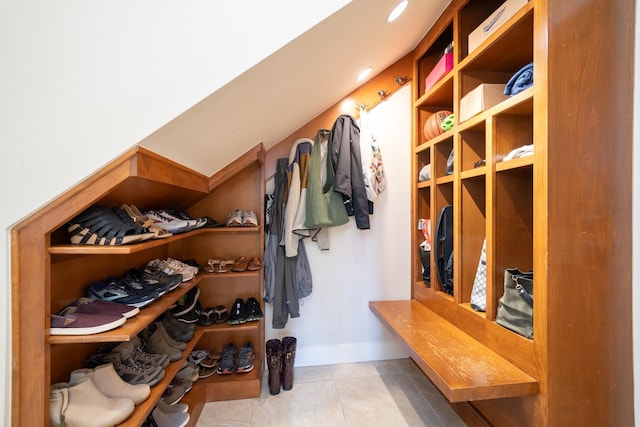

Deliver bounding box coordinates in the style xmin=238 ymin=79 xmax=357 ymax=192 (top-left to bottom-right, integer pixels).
xmin=357 ymin=66 xmax=372 ymax=82
xmin=340 ymin=98 xmax=356 ymax=113
xmin=387 ymin=0 xmax=408 ymax=22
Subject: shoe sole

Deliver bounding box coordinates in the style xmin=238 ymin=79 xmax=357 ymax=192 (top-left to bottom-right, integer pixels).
xmin=236 ymin=364 xmax=254 ymax=374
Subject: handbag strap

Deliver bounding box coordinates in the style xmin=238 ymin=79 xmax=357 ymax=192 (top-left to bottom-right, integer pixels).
xmin=515 ymin=282 xmax=533 ymax=307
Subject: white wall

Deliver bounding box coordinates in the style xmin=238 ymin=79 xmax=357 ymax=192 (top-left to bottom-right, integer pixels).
xmin=0 ymin=2 xmax=350 ymax=425
xmin=264 ymin=86 xmax=412 ymax=366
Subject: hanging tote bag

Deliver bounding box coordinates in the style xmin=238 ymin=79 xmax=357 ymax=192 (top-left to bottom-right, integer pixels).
xmin=305 ymin=131 xmax=349 ymax=229
xmin=496 ymin=268 xmax=534 ymax=339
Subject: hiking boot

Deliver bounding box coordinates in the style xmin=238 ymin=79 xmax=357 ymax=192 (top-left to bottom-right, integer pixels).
xmin=141 ymin=322 xmax=187 ymax=351
xmin=161 ymin=312 xmax=195 ymax=342
xmin=94 ymin=351 xmax=165 ymax=386
xmin=143 ymin=327 xmax=183 ymax=362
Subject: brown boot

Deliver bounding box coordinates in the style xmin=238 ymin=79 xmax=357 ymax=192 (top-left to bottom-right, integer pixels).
xmin=265 ymin=339 xmax=282 ymax=395
xmin=281 ymin=336 xmax=297 ymax=391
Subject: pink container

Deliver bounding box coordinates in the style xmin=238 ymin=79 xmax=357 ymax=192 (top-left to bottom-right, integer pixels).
xmin=424 ymin=52 xmax=453 ymax=94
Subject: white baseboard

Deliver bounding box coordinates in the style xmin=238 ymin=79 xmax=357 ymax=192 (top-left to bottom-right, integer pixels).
xmin=293 ymin=340 xmax=409 ymax=367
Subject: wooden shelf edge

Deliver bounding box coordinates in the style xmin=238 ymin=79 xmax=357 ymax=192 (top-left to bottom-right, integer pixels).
xmin=118 ymin=329 xmax=205 ymax=427
xmin=48 ymin=226 xmax=260 ymax=255
xmin=369 ymin=300 xmax=538 ymax=402
xmin=208 ymin=143 xmax=265 ymax=191
xmin=49 ymin=280 xmax=200 ymax=345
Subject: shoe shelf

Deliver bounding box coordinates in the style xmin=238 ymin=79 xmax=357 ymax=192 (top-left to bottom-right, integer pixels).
xmin=48 ymin=226 xmax=260 ymax=255
xmin=49 ymin=280 xmax=200 ymax=345
xmin=118 ymin=328 xmax=205 ymax=427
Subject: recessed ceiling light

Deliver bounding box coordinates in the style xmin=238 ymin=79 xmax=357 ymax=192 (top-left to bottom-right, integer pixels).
xmin=387 ymin=0 xmax=408 ymax=22
xmin=357 ymin=66 xmax=372 ymax=81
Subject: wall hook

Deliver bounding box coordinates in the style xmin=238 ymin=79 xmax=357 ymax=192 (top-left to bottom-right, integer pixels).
xmin=396 ymin=77 xmax=408 ymax=86
xmin=378 ymin=90 xmax=388 ymax=100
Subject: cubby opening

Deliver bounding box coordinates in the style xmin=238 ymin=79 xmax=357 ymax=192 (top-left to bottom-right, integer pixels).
xmin=417 ymin=22 xmax=454 ymax=97
xmin=493 ymin=166 xmax=533 ymax=319
xmin=460 ymin=122 xmax=487 ymax=172
xmin=459 ymin=176 xmax=487 ymax=305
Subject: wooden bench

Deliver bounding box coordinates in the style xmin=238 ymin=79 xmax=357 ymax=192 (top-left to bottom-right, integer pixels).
xmin=369 ymin=300 xmax=538 ymax=402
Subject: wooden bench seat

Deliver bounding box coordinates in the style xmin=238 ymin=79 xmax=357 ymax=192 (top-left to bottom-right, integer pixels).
xmin=369 ymin=300 xmax=538 ymax=402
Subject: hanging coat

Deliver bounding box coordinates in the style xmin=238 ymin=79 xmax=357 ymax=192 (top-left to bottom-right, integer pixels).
xmin=330 ymin=114 xmax=371 ymax=229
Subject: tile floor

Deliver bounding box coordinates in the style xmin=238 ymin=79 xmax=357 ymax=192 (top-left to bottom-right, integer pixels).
xmin=196 ymin=359 xmax=466 ymax=427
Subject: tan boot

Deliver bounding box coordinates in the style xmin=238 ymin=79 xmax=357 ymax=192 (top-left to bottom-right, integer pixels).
xmin=50 ymin=377 xmax=134 ymax=427
xmin=70 ymin=363 xmax=151 ymax=405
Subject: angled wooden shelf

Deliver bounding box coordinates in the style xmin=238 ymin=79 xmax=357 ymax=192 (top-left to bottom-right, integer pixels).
xmin=369 ymin=300 xmax=538 ymax=402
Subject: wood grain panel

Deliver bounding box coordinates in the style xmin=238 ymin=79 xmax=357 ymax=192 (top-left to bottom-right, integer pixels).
xmin=370 ymin=300 xmax=538 ymax=402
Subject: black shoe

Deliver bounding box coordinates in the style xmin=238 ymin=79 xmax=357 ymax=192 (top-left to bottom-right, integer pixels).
xmin=245 ymin=297 xmax=264 ymax=322
xmin=172 ymin=287 xmax=200 ymax=317
xmin=227 ymin=299 xmax=247 ymax=325
xmin=175 ymin=300 xmax=201 ymax=324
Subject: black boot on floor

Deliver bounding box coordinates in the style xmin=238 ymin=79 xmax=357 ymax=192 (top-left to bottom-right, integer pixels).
xmin=281 ymin=336 xmax=297 ymax=391
xmin=266 ymin=339 xmax=283 ymax=395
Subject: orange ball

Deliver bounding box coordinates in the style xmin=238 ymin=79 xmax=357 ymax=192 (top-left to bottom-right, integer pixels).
xmin=423 ymin=110 xmax=452 ymax=141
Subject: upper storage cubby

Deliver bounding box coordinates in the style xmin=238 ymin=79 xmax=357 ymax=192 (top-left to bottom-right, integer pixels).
xmin=416 ymin=22 xmax=454 ymax=107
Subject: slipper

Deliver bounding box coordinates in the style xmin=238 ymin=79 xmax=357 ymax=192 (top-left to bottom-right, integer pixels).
xmin=188 ymin=349 xmax=210 ymax=366
xmin=212 ymin=305 xmax=229 ymax=324
xmin=247 ymin=257 xmax=263 ymax=271
xmin=231 ymin=256 xmax=248 ymax=272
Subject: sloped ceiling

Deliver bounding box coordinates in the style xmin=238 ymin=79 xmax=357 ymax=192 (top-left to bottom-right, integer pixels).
xmin=140 ymin=0 xmax=451 ymax=176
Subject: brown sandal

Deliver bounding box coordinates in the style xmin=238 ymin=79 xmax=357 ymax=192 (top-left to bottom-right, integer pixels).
xmin=247 ymin=257 xmax=263 ymax=271
xmin=231 ymin=256 xmax=248 ymax=272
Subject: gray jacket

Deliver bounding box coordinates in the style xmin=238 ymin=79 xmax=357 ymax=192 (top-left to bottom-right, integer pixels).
xmin=330 ymin=115 xmax=371 ymax=229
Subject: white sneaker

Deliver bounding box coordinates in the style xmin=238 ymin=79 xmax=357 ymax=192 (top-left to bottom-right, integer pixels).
xmin=159 ymin=258 xmax=197 ymax=282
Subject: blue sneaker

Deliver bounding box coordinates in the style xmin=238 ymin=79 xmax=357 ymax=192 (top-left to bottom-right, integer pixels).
xmin=88 ymin=279 xmax=158 ymax=308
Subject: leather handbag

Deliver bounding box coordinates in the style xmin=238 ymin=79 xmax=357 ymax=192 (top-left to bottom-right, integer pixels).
xmin=495 ymin=268 xmax=533 ymax=339
xmin=305 ymin=130 xmax=349 ymax=229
